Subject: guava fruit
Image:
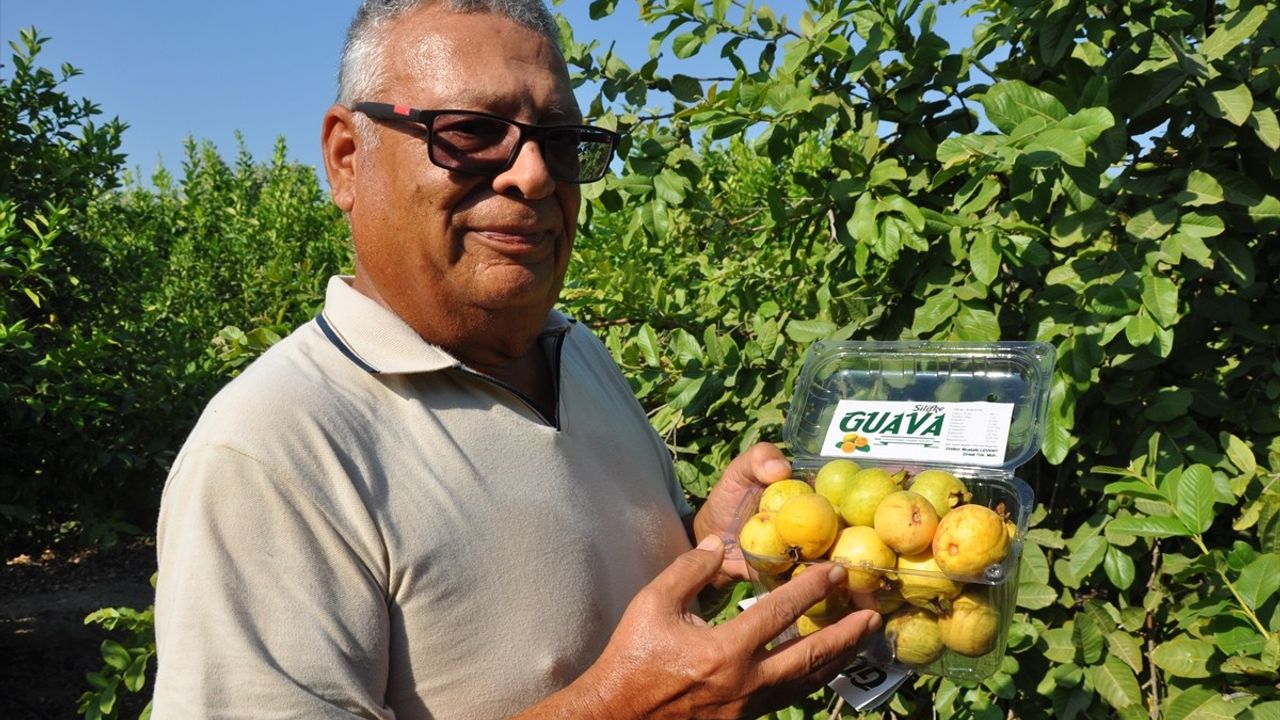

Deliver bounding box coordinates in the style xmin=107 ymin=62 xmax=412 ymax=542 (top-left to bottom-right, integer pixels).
xmin=873 ymin=588 xmax=907 ymax=615
xmin=895 ymin=549 xmax=962 ymax=611
xmin=796 ymin=614 xmax=824 ymax=637
xmin=792 ymin=563 xmax=851 ymax=622
xmin=759 ymin=478 xmax=814 ymax=514
xmin=907 ymin=469 xmax=972 ymax=519
xmin=774 ymin=494 xmax=840 ymax=560
xmin=938 ymin=590 xmax=1001 ymax=657
xmin=829 ymin=526 xmax=897 ymax=593
xmin=873 ymin=490 xmax=940 ymax=554
xmin=738 ymin=511 xmax=793 ymax=575
xmin=932 ymin=504 xmax=1011 ymax=578
xmin=885 ymin=607 xmax=945 ymax=667
xmin=814 ymin=459 xmax=862 ymax=508
xmin=838 ymin=467 xmax=906 ymax=527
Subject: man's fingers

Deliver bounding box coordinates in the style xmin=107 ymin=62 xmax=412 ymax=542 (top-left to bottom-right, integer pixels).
xmin=643 ymin=535 xmax=728 ymax=611
xmin=729 ymin=562 xmax=848 ymax=649
xmin=721 ymin=442 xmax=791 ymax=490
xmin=759 ymin=608 xmax=884 ymax=686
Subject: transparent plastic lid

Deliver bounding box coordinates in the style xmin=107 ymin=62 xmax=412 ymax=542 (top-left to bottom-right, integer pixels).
xmin=783 ymin=341 xmax=1056 ymax=470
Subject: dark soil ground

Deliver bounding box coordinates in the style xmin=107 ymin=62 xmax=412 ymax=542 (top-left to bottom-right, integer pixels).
xmin=2 ymin=541 xmax=157 ymax=719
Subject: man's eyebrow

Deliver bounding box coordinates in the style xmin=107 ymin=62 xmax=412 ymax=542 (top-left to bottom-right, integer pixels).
xmin=445 ymin=91 xmax=582 ymax=122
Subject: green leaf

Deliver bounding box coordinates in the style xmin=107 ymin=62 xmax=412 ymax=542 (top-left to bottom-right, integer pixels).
xmin=1180 ymin=211 xmax=1225 ymax=238
xmin=1251 ymin=107 xmax=1280 ymax=150
xmin=1103 ymin=545 xmax=1136 ymax=590
xmin=1242 ymin=701 xmax=1280 ymax=720
xmin=1164 ymin=686 xmax=1248 ymax=720
xmin=1237 ymin=554 xmax=1280 ymax=611
xmin=953 ymin=302 xmax=1001 ymax=341
xmin=1141 ymin=274 xmax=1179 ymax=327
xmin=124 ymin=654 xmax=148 ymax=692
xmin=1090 ymin=653 xmax=1142 ymax=710
xmin=101 ymin=639 xmax=130 ymax=671
xmin=1125 ymin=203 xmax=1178 ymax=240
xmin=653 ymin=169 xmax=689 ymax=206
xmin=1125 ymin=312 xmax=1157 ymax=347
xmin=1056 ymin=107 xmax=1116 ymax=145
xmin=1151 ymin=637 xmax=1215 ymax=678
xmin=970 ymin=232 xmax=999 ymax=286
xmin=912 ymin=290 xmax=958 ymax=335
xmin=1016 ymin=582 xmax=1057 ymax=610
xmin=672 ymin=32 xmax=703 ymax=59
xmin=1106 ymin=631 xmax=1144 ymax=674
xmin=668 ymin=74 xmax=703 ymax=103
xmin=981 ymin=80 xmax=1067 ymax=134
xmin=1199 ymin=5 xmax=1269 ymax=61
xmin=1043 ymin=626 xmax=1078 ymax=663
xmin=1199 ymin=83 xmax=1255 ymax=126
xmin=1069 ymin=535 xmax=1108 ymax=581
xmin=1075 ymin=611 xmax=1104 ymax=664
xmin=785 ymin=318 xmax=837 ymax=343
xmin=636 ymin=324 xmax=660 ymax=368
xmin=1108 ymin=515 xmax=1191 ymax=538
xmin=1223 ymin=433 xmax=1257 ymax=479
xmin=1183 ymin=170 xmax=1225 ymax=206
xmin=1028 ymin=127 xmax=1087 ymax=167
xmin=666 ymin=373 xmax=707 ymax=410
xmin=1248 ymin=195 xmax=1280 ymax=232
xmin=1175 ymin=464 xmax=1215 ymax=534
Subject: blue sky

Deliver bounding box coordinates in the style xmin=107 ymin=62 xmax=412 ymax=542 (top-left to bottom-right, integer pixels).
xmin=1 ymin=1 xmax=977 ymax=184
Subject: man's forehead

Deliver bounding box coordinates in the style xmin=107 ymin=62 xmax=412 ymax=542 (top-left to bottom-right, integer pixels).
xmin=384 ymin=9 xmax=577 ymax=115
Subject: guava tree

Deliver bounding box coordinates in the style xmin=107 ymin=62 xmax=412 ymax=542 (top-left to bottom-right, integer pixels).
xmin=553 ymin=0 xmax=1280 ymax=717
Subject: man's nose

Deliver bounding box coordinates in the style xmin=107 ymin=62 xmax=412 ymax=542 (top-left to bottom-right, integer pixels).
xmin=491 ymin=138 xmax=557 ymax=199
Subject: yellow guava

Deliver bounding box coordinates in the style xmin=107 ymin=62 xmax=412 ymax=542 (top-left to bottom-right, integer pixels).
xmin=873 ymin=490 xmax=940 ymax=555
xmin=873 ymin=588 xmax=907 ymax=615
xmin=907 ymin=469 xmax=972 ymax=519
xmin=774 ymin=494 xmax=840 ymax=560
xmin=837 ymin=467 xmax=907 ymax=527
xmin=796 ymin=614 xmax=824 ymax=637
xmin=792 ymin=563 xmax=851 ymax=622
xmin=885 ymin=607 xmax=945 ymax=667
xmin=813 ymin=459 xmax=862 ymax=508
xmin=938 ymin=590 xmax=1002 ymax=657
xmin=932 ymin=504 xmax=1011 ymax=578
xmin=895 ymin=549 xmax=963 ymax=612
xmin=738 ymin=511 xmax=793 ymax=576
xmin=758 ymin=478 xmax=814 ymax=514
xmin=829 ymin=526 xmax=897 ymax=593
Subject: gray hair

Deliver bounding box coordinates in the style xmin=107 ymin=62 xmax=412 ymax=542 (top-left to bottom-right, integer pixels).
xmin=336 ymin=0 xmax=561 ymax=108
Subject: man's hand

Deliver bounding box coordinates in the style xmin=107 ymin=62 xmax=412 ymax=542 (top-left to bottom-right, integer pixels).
xmin=517 ymin=535 xmax=882 ymax=720
xmin=693 ymin=442 xmax=793 ymax=583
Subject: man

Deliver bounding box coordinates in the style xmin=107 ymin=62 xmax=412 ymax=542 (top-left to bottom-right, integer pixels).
xmin=152 ymin=1 xmax=882 ymax=718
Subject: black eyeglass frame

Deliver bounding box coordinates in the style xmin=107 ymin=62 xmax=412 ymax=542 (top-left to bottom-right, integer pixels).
xmin=351 ymin=101 xmax=621 ymax=184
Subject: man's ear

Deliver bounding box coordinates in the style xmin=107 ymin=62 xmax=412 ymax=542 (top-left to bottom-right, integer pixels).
xmin=322 ymin=104 xmax=358 ymax=212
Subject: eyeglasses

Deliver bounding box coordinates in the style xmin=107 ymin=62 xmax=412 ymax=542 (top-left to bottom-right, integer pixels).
xmin=352 ymin=102 xmax=620 ymax=184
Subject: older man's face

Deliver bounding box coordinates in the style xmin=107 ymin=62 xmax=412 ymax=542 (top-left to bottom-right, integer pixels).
xmin=339 ymin=7 xmax=582 ymax=363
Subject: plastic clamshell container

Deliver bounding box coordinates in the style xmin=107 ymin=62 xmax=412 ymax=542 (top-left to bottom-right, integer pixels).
xmin=731 ymin=340 xmax=1055 ymax=683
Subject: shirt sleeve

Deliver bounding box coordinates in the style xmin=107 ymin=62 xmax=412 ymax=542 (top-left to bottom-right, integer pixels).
xmin=152 ymin=444 xmax=394 ymax=720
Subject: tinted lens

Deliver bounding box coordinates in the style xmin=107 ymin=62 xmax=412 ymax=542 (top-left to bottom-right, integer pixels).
xmin=427 ymin=111 xmax=616 ymax=183
xmin=543 ymin=128 xmax=615 ymax=183
xmin=429 ymin=113 xmax=519 ymax=173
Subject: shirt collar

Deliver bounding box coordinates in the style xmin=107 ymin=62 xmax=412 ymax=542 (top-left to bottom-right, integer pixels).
xmin=317 ymin=275 xmax=572 ymax=375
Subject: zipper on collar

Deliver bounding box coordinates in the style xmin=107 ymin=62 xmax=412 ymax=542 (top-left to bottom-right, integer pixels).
xmin=455 ymin=324 xmax=570 ymax=430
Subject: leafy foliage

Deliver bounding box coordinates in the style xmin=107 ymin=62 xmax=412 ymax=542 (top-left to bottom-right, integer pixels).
xmin=554 ymin=0 xmax=1280 ymax=716
xmin=1 ymin=32 xmax=350 ymax=553
xmin=0 ymin=0 xmax=1270 ymax=717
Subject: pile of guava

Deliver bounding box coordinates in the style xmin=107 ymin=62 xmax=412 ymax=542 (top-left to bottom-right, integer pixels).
xmin=737 ymin=459 xmax=1015 ymax=668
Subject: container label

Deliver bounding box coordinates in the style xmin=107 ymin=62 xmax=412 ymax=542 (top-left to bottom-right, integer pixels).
xmin=820 ymin=399 xmax=1014 ymax=466
xmin=828 ymin=657 xmax=912 ymax=712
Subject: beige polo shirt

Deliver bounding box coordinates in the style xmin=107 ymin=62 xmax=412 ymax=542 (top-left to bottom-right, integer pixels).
xmin=153 ymin=276 xmax=694 ymax=720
